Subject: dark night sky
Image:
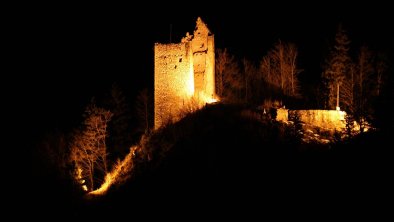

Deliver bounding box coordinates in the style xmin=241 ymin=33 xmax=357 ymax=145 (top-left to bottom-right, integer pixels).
xmin=25 ymin=2 xmax=393 ymax=138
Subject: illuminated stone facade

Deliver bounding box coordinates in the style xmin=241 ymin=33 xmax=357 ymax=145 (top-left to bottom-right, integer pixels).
xmin=154 ymin=17 xmax=215 ymax=129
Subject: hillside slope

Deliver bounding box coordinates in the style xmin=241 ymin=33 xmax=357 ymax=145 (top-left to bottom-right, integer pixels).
xmin=32 ymin=104 xmax=391 ymax=218
xmin=79 ymin=104 xmax=391 ymax=216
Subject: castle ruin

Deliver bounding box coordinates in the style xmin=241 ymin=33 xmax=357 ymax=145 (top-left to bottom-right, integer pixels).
xmin=154 ymin=17 xmax=216 ymax=129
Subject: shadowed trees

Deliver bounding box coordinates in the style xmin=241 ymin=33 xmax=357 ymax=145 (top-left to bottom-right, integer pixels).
xmin=321 ymin=25 xmax=389 ymax=132
xmin=260 ymin=40 xmax=301 ymax=98
xmin=216 ymin=42 xmax=301 ymax=105
xmin=215 ymin=48 xmax=242 ymax=102
xmin=135 ymin=88 xmax=152 ymax=134
xmin=354 ymin=46 xmax=374 ymax=131
xmin=375 ymin=53 xmax=388 ymax=97
xmin=322 ymin=24 xmax=352 ymax=110
xmin=106 ymin=83 xmax=133 ymax=160
xmin=242 ymin=58 xmax=258 ymax=103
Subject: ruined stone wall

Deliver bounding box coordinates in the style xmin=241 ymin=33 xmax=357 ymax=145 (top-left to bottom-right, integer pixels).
xmin=205 ymin=34 xmax=215 ymax=99
xmin=276 ymin=108 xmax=288 ymax=122
xmin=154 ymin=17 xmax=216 ymax=129
xmin=191 ymin=17 xmax=215 ymax=100
xmin=154 ymin=42 xmax=194 ymax=129
xmin=277 ymin=109 xmax=346 ymax=132
xmin=291 ymin=110 xmax=346 ymax=132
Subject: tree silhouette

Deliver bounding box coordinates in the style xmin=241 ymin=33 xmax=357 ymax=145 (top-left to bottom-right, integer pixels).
xmin=136 ymin=88 xmax=152 ymax=134
xmin=260 ymin=40 xmax=301 ymax=98
xmin=242 ymin=58 xmax=258 ymax=103
xmin=107 ymin=83 xmax=132 ymax=159
xmin=354 ymin=45 xmax=374 ymax=132
xmin=215 ymin=48 xmax=242 ymax=102
xmin=374 ymin=53 xmax=388 ymax=97
xmin=340 ymin=63 xmax=355 ymax=113
xmin=321 ymin=24 xmax=351 ymax=110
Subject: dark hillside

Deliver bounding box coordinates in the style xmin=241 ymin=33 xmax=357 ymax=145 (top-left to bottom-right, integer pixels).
xmin=72 ymin=104 xmax=391 ymax=217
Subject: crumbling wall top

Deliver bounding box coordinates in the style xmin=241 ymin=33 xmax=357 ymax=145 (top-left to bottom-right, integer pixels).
xmin=195 ymin=17 xmax=211 ymax=35
xmin=180 ymin=17 xmax=212 ymax=44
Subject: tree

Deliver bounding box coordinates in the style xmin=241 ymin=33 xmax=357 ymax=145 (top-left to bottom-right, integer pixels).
xmin=70 ymin=131 xmax=95 ymax=191
xmin=136 ymin=88 xmax=152 ymax=134
xmin=69 ymin=101 xmax=113 ymax=191
xmin=259 ymin=54 xmax=271 ymax=96
xmin=242 ymin=58 xmax=258 ymax=103
xmin=38 ymin=130 xmax=69 ymax=178
xmin=260 ymin=41 xmax=301 ymax=98
xmin=286 ymin=43 xmax=300 ymax=96
xmin=215 ymin=48 xmax=242 ymax=102
xmin=107 ymin=83 xmax=132 ymax=159
xmin=260 ymin=53 xmax=273 ymax=85
xmin=272 ymin=41 xmax=286 ymax=92
xmin=322 ymin=24 xmax=351 ymax=110
xmin=374 ymin=53 xmax=388 ymax=97
xmin=354 ymin=46 xmax=374 ymax=132
xmin=215 ymin=48 xmax=228 ymax=98
xmin=372 ymin=53 xmax=392 ymax=130
xmin=341 ymin=63 xmax=355 ymax=113
xmin=356 ymin=46 xmax=374 ymax=103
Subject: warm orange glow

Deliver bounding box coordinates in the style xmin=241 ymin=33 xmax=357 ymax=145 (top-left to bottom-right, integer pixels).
xmin=74 ymin=167 xmax=88 ymax=192
xmin=206 ymin=97 xmax=219 ymax=104
xmin=198 ymin=92 xmax=219 ymax=104
xmin=89 ymin=146 xmax=137 ymax=196
xmin=89 ymin=175 xmax=112 ymax=196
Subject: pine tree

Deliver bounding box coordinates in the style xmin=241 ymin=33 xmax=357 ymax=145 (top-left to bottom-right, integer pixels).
xmin=354 ymin=45 xmax=374 ymax=132
xmin=322 ymin=24 xmax=351 ymax=110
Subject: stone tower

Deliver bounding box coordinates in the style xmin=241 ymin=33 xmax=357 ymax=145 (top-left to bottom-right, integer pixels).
xmin=154 ymin=17 xmax=215 ymax=129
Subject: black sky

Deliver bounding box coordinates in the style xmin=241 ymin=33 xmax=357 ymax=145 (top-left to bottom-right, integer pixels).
xmin=25 ymin=2 xmax=393 ymax=137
